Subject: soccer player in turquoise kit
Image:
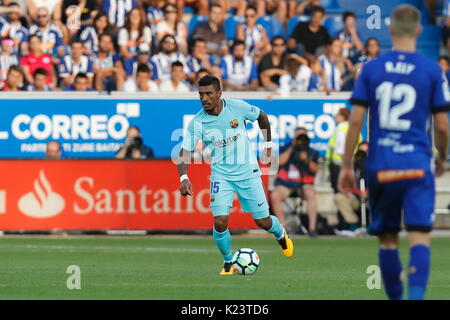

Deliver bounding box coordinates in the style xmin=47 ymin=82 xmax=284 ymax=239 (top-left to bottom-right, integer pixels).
xmin=339 ymin=5 xmax=449 ymax=299
xmin=177 ymin=75 xmax=294 ymax=275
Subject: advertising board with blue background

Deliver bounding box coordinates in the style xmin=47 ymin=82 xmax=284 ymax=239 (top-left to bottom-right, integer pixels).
xmin=0 ymin=96 xmax=365 ymax=159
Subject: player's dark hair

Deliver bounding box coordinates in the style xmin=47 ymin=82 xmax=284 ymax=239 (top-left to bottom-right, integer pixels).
xmin=33 ymin=68 xmax=48 ymax=78
xmin=136 ymin=63 xmax=151 ymax=74
xmin=171 ymin=61 xmax=184 ymax=69
xmin=198 ymin=75 xmax=221 ymax=91
xmin=343 ymin=11 xmax=356 ymax=22
xmin=309 ymin=5 xmax=325 ymax=17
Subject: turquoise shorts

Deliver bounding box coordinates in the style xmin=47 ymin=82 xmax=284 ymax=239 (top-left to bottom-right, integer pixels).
xmin=209 ymin=176 xmax=270 ymax=219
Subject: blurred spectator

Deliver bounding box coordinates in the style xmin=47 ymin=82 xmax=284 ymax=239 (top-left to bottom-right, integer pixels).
xmin=21 ymin=34 xmax=56 ymax=88
xmin=146 ymin=0 xmax=165 ymax=28
xmin=27 ymin=68 xmax=52 ymax=91
xmin=186 ymin=37 xmax=215 ymax=82
xmin=115 ymin=125 xmax=154 ymax=159
xmin=270 ymin=127 xmax=319 ymax=236
xmin=150 ymin=34 xmax=188 ymax=82
xmin=288 ymin=5 xmax=330 ymax=60
xmin=307 ymin=56 xmax=326 ymax=92
xmin=124 ymin=43 xmax=157 ymax=81
xmin=93 ymin=33 xmax=125 ymax=91
xmin=356 ymin=37 xmax=380 ymax=66
xmin=236 ymin=4 xmax=270 ymax=64
xmin=0 ymin=65 xmax=24 ymax=91
xmin=277 ymin=54 xmax=311 ymax=96
xmin=317 ymin=38 xmax=353 ymax=92
xmin=102 ymin=0 xmax=137 ymax=28
xmin=4 ymin=2 xmax=28 ymax=55
xmin=335 ymin=11 xmax=363 ymax=64
xmin=159 ymin=60 xmax=190 ymax=92
xmin=155 ymin=3 xmax=188 ymax=54
xmin=0 ymin=37 xmax=19 ymax=81
xmin=58 ymin=40 xmax=93 ymax=88
xmin=45 ymin=140 xmax=62 ymax=159
xmin=255 ymin=0 xmax=288 ymax=25
xmin=215 ymin=0 xmax=246 ymax=17
xmin=80 ymin=12 xmax=116 ymax=55
xmin=175 ymin=0 xmax=208 ymax=21
xmin=63 ymin=72 xmax=93 ymax=91
xmin=190 ymin=2 xmax=227 ymax=66
xmin=28 ymin=7 xmax=65 ymax=57
xmin=443 ymin=0 xmax=450 ymax=54
xmin=220 ymin=40 xmax=258 ymax=91
xmin=27 ymin=0 xmax=62 ymax=22
xmin=258 ymin=35 xmax=288 ymax=90
xmin=123 ymin=62 xmax=159 ymax=92
xmin=292 ymin=0 xmax=321 ymax=16
xmin=438 ymin=55 xmax=450 ymax=85
xmin=118 ymin=7 xmax=152 ymax=60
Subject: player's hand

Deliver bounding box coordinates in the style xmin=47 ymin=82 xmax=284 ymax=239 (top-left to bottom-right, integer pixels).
xmin=338 ymin=167 xmax=356 ymax=198
xmin=261 ymin=147 xmax=272 ymax=167
xmin=180 ymin=180 xmax=194 ymax=196
xmin=435 ymin=158 xmax=446 ymax=178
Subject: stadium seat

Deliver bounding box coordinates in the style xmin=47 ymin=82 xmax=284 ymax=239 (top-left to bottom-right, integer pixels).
xmin=256 ymin=15 xmax=286 ymax=39
xmin=287 ymin=15 xmax=310 ymax=37
xmin=320 ymin=0 xmax=343 ymax=14
xmin=188 ymin=15 xmax=208 ymax=36
xmin=224 ymin=15 xmax=245 ymax=40
xmin=324 ymin=16 xmax=343 ymax=37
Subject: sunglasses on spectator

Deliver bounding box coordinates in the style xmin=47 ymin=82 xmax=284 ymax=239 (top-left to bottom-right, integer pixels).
xmin=2 ymin=39 xmax=14 ymax=46
xmin=164 ymin=39 xmax=176 ymax=44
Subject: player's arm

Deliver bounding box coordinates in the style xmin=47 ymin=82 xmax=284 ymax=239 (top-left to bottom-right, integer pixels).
xmin=338 ymin=105 xmax=366 ymax=196
xmin=257 ymin=109 xmax=272 ymax=165
xmin=433 ymin=112 xmax=449 ymax=177
xmin=177 ymin=148 xmax=194 ymax=196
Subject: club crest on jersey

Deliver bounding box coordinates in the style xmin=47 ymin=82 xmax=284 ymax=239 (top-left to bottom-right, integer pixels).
xmin=210 ymin=195 xmax=215 ymax=202
xmin=230 ymin=120 xmax=239 ymax=128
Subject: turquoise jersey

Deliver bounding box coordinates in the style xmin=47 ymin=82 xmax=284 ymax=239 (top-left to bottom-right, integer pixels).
xmin=182 ymin=98 xmax=261 ymax=181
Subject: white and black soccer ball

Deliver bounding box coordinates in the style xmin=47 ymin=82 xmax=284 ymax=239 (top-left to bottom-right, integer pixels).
xmin=232 ymin=248 xmax=260 ymax=275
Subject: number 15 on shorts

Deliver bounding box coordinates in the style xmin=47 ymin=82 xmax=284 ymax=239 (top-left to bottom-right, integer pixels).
xmin=211 ymin=182 xmax=220 ymax=194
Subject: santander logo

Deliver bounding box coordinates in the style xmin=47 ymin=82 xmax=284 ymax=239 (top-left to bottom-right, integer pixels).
xmin=18 ymin=170 xmax=65 ymax=218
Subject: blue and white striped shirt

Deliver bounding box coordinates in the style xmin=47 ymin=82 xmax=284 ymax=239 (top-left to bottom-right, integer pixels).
xmin=58 ymin=55 xmax=94 ymax=78
xmin=29 ymin=24 xmax=64 ymax=55
xmin=102 ymin=0 xmax=137 ymax=28
xmin=318 ymin=54 xmax=341 ymax=91
xmin=220 ymin=55 xmax=258 ymax=86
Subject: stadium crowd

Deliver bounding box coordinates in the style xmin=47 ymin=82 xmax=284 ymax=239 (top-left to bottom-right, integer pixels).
xmin=0 ymin=0 xmax=389 ymax=93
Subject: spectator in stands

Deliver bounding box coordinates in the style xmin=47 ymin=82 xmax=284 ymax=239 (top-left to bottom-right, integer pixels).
xmin=150 ymin=34 xmax=188 ymax=82
xmin=124 ymin=43 xmax=158 ymax=82
xmin=115 ymin=125 xmax=154 ymax=159
xmin=21 ymin=34 xmax=56 ymax=89
xmin=155 ymin=3 xmax=188 ymax=55
xmin=27 ymin=68 xmax=52 ymax=91
xmin=288 ymin=5 xmax=330 ymax=60
xmin=80 ymin=12 xmax=116 ymax=55
xmin=93 ymin=33 xmax=125 ymax=92
xmin=59 ymin=41 xmax=93 ymax=88
xmin=276 ymin=54 xmax=311 ymax=96
xmin=317 ymin=38 xmax=353 ymax=92
xmin=147 ymin=0 xmax=165 ymax=29
xmin=160 ymin=60 xmax=191 ymax=92
xmin=255 ymin=0 xmax=288 ymax=25
xmin=0 ymin=65 xmax=24 ymax=91
xmin=5 ymin=2 xmax=28 ymax=55
xmin=123 ymin=63 xmax=159 ymax=92
xmin=335 ymin=11 xmax=363 ymax=64
xmin=236 ymin=4 xmax=270 ymax=64
xmin=220 ymin=39 xmax=259 ymax=91
xmin=190 ymin=2 xmax=227 ymax=66
xmin=307 ymin=56 xmax=326 ymax=92
xmin=438 ymin=55 xmax=450 ymax=85
xmin=175 ymin=0 xmax=209 ymax=21
xmin=292 ymin=0 xmax=321 ymax=16
xmin=63 ymin=72 xmax=93 ymax=91
xmin=45 ymin=140 xmax=62 ymax=159
xmin=27 ymin=0 xmax=62 ymax=22
xmin=28 ymin=7 xmax=65 ymax=57
xmin=258 ymin=35 xmax=288 ymax=90
xmin=0 ymin=37 xmax=19 ymax=81
xmin=118 ymin=7 xmax=152 ymax=60
xmin=270 ymin=127 xmax=319 ymax=236
xmin=186 ymin=38 xmax=216 ymax=82
xmin=356 ymin=37 xmax=380 ymax=66
xmin=102 ymin=0 xmax=137 ymax=28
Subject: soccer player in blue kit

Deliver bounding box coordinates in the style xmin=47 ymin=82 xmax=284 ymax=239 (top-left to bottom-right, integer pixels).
xmin=177 ymin=75 xmax=294 ymax=275
xmin=339 ymin=5 xmax=449 ymax=299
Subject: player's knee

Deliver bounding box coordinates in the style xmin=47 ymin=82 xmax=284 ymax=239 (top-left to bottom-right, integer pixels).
xmin=379 ymin=232 xmax=399 ymax=249
xmin=213 ymin=216 xmax=229 ymax=232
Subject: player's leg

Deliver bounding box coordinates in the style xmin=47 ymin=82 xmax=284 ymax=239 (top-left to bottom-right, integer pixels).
xmin=404 ymin=171 xmax=435 ymax=300
xmin=210 ymin=179 xmax=236 ymax=275
xmin=302 ymin=184 xmax=318 ymax=236
xmin=236 ymin=177 xmax=294 ymax=257
xmin=269 ymin=184 xmax=291 ymax=225
xmin=378 ymin=232 xmax=403 ymax=300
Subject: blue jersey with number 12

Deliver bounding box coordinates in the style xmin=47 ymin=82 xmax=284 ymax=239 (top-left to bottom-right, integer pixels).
xmin=350 ymin=50 xmax=450 ymax=171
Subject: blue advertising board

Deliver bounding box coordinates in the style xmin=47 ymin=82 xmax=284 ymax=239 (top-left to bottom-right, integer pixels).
xmin=0 ymin=96 xmax=364 ymax=159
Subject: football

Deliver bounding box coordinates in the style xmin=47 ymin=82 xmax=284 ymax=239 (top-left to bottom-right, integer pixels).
xmin=232 ymin=248 xmax=260 ymax=275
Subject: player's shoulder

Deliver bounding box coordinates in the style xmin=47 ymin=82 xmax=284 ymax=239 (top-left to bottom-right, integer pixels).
xmin=187 ymin=108 xmax=207 ymax=125
xmin=223 ymin=98 xmax=251 ymax=108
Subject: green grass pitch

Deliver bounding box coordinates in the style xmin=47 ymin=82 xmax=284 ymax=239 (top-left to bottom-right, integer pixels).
xmin=1 ymin=235 xmax=449 ymax=300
